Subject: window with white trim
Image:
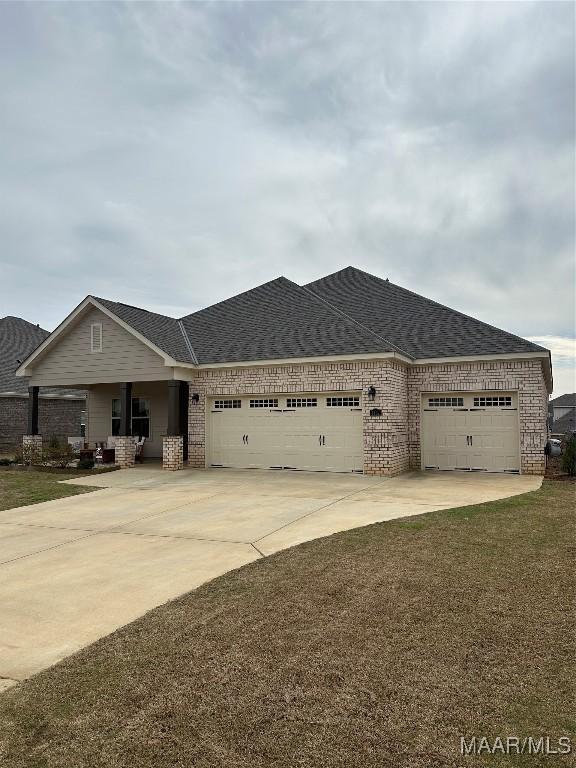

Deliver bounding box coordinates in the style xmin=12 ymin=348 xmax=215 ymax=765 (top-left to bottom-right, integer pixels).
xmin=326 ymin=396 xmax=360 ymax=407
xmin=249 ymin=399 xmax=278 ymax=408
xmin=90 ymin=323 xmax=102 ymax=353
xmin=428 ymin=397 xmax=464 ymax=407
xmin=473 ymin=396 xmax=512 ymax=407
xmin=287 ymin=398 xmax=317 ymax=408
xmin=214 ymin=399 xmax=241 ymax=409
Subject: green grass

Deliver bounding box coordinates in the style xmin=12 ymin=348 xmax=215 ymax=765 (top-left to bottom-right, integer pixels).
xmin=0 ymin=470 xmax=97 ymax=511
xmin=0 ymin=480 xmax=574 ymax=767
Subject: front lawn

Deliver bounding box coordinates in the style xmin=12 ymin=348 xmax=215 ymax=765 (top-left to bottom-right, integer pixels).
xmin=0 ymin=469 xmax=98 ymax=511
xmin=0 ymin=481 xmax=574 ymax=767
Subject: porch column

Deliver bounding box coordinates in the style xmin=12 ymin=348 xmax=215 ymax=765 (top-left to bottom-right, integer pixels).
xmin=115 ymin=382 xmax=135 ymax=468
xmin=164 ymin=381 xmax=184 ymax=471
xmin=23 ymin=386 xmax=42 ymax=465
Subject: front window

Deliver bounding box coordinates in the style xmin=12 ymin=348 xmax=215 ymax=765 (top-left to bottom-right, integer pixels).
xmin=112 ymin=398 xmax=150 ymax=438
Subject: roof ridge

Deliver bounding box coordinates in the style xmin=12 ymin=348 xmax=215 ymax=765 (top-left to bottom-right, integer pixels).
xmin=180 ymin=276 xmax=291 ymax=321
xmin=177 ymin=320 xmax=199 ymax=365
xmin=300 ymin=282 xmax=412 ymax=359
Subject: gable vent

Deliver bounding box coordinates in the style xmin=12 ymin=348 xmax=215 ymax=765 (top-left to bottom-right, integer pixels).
xmin=91 ymin=323 xmax=103 ymax=353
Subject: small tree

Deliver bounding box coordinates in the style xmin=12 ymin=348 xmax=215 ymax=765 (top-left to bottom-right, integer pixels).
xmin=562 ymin=434 xmax=576 ymax=477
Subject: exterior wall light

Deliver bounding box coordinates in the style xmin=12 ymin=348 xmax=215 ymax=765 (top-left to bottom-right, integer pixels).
xmin=367 ymin=386 xmax=376 ymax=400
xmin=191 ymin=393 xmax=200 ymax=403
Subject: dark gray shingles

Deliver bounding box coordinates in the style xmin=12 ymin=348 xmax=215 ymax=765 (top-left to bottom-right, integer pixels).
xmin=551 ymin=393 xmax=576 ymax=407
xmin=92 ymin=298 xmax=195 ymax=364
xmin=306 ymin=266 xmax=548 ymax=359
xmin=0 ymin=317 xmax=85 ymax=397
xmin=180 ymin=277 xmax=391 ymax=364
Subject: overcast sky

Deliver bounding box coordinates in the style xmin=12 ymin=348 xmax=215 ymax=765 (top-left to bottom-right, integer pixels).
xmin=0 ymin=2 xmax=574 ymax=394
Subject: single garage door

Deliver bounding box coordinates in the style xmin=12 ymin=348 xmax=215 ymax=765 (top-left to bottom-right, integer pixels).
xmin=422 ymin=392 xmax=520 ymax=473
xmin=208 ymin=393 xmax=363 ymax=472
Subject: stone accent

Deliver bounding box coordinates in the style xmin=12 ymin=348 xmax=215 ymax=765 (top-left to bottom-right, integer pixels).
xmin=22 ymin=434 xmax=43 ymax=465
xmin=407 ymin=359 xmax=548 ymax=475
xmin=163 ymin=435 xmax=184 ymax=471
xmin=188 ymin=359 xmax=410 ymax=476
xmin=115 ymin=435 xmax=135 ymax=469
xmin=0 ymin=397 xmax=85 ymax=454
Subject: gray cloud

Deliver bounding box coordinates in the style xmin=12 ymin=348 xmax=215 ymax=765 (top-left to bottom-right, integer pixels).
xmin=0 ymin=1 xmax=574 ymax=390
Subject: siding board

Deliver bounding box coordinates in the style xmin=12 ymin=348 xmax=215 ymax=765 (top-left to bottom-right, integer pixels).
xmin=30 ymin=308 xmax=169 ymax=385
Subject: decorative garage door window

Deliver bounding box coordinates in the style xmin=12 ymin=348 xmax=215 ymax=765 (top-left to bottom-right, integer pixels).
xmin=428 ymin=397 xmax=464 ymax=407
xmin=214 ymin=399 xmax=241 ymax=409
xmin=474 ymin=396 xmax=513 ymax=407
xmin=249 ymin=398 xmax=279 ymax=408
xmin=326 ymin=396 xmax=360 ymax=407
xmin=287 ymin=398 xmax=317 ymax=407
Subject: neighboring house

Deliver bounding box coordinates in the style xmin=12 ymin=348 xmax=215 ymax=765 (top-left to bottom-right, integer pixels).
xmin=0 ymin=316 xmax=86 ymax=454
xmin=16 ymin=267 xmax=552 ymax=475
xmin=549 ymin=393 xmax=576 ymax=437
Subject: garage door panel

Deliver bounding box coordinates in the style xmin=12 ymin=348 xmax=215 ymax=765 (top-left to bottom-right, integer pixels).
xmin=422 ymin=392 xmax=519 ymax=473
xmin=208 ymin=394 xmax=362 ymax=473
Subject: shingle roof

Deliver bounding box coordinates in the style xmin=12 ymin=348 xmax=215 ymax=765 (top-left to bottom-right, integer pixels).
xmin=305 ymin=266 xmax=547 ymax=359
xmin=551 ymin=410 xmax=576 ymax=435
xmin=180 ymin=277 xmax=391 ymax=364
xmin=0 ymin=317 xmax=85 ymax=398
xmin=550 ymin=393 xmax=576 ymax=407
xmin=92 ymin=297 xmax=196 ymax=364
xmin=34 ymin=267 xmax=550 ymax=371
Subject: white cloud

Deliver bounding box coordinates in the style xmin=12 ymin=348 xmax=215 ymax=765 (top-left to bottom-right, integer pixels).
xmin=0 ymin=1 xmax=573 ymax=347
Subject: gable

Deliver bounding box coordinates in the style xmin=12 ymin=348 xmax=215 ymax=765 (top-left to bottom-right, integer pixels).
xmin=28 ymin=307 xmax=169 ymax=386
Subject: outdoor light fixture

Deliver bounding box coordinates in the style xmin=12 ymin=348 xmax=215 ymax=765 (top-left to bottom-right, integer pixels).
xmin=191 ymin=393 xmax=200 ymax=403
xmin=367 ymin=386 xmax=376 ymax=400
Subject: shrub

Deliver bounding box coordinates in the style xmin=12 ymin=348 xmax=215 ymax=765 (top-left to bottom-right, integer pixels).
xmin=561 ymin=434 xmax=576 ymax=477
xmin=42 ymin=438 xmax=75 ymax=469
xmin=12 ymin=450 xmax=23 ymax=465
xmin=77 ymin=457 xmax=95 ymax=470
xmin=0 ymin=457 xmax=11 ymax=466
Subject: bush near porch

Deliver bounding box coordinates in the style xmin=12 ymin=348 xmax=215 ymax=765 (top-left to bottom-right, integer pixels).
xmin=0 ymin=480 xmax=573 ymax=767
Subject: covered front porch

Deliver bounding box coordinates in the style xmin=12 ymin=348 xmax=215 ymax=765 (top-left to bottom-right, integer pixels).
xmin=24 ymin=379 xmax=191 ymax=470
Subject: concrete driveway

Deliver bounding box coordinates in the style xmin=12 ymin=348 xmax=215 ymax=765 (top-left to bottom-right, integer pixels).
xmin=0 ymin=467 xmax=541 ymax=690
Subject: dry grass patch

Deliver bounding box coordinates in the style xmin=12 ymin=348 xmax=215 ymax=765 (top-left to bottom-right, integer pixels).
xmin=0 ymin=480 xmax=574 ymax=767
xmin=0 ymin=470 xmax=99 ymax=511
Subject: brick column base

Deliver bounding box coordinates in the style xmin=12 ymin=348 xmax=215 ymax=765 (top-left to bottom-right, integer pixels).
xmin=23 ymin=435 xmax=43 ymax=465
xmin=163 ymin=436 xmax=184 ymax=471
xmin=115 ymin=436 xmax=135 ymax=469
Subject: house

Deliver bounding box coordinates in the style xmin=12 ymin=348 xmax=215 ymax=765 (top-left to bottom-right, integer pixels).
xmin=0 ymin=316 xmax=86 ymax=454
xmin=15 ymin=267 xmax=552 ymax=475
xmin=549 ymin=393 xmax=576 ymax=437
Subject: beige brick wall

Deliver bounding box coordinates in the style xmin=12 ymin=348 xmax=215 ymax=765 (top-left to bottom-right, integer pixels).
xmin=163 ymin=435 xmax=184 ymax=471
xmin=407 ymin=359 xmax=548 ymax=474
xmin=188 ymin=359 xmax=410 ymax=476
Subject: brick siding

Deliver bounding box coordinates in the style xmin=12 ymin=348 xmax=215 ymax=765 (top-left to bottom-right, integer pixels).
xmin=188 ymin=360 xmax=410 ymax=476
xmin=163 ymin=435 xmax=184 ymax=471
xmin=407 ymin=359 xmax=548 ymax=474
xmin=0 ymin=397 xmax=85 ymax=454
xmin=187 ymin=357 xmax=548 ymax=477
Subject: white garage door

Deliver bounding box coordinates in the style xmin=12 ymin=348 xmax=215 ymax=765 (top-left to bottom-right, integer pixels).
xmin=422 ymin=392 xmax=520 ymax=473
xmin=208 ymin=393 xmax=363 ymax=473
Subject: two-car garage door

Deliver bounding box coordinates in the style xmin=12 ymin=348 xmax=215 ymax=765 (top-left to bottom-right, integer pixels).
xmin=208 ymin=393 xmax=363 ymax=473
xmin=422 ymin=392 xmax=520 ymax=473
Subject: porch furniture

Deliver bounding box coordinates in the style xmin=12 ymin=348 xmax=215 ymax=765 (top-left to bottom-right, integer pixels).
xmin=135 ymin=436 xmax=146 ymax=463
xmin=102 ymin=448 xmax=116 ymax=463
